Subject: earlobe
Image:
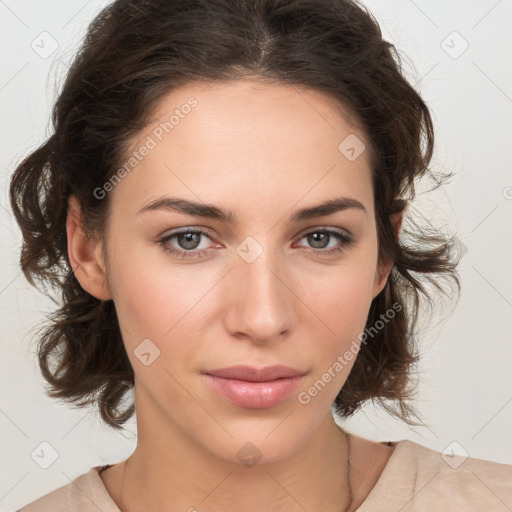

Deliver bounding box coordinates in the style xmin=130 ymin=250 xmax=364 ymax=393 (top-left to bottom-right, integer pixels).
xmin=66 ymin=194 xmax=112 ymax=301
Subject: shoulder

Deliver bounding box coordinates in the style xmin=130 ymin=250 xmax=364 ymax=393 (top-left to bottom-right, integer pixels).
xmin=358 ymin=439 xmax=512 ymax=511
xmin=16 ymin=465 xmax=119 ymax=512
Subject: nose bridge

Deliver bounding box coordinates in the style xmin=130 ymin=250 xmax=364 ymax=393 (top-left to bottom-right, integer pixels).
xmin=227 ymin=240 xmax=294 ymax=342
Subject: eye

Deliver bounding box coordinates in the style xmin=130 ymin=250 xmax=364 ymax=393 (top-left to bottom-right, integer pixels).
xmin=158 ymin=228 xmax=215 ymax=259
xmin=295 ymin=228 xmax=354 ymax=256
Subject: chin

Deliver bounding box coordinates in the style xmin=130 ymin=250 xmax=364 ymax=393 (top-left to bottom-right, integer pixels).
xmin=198 ymin=422 xmax=309 ymax=467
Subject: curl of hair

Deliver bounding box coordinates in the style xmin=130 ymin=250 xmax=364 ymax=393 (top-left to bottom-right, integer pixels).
xmin=9 ymin=0 xmax=460 ymax=431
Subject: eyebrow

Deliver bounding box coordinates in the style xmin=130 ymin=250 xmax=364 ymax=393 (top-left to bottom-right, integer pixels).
xmin=137 ymin=196 xmax=367 ymax=223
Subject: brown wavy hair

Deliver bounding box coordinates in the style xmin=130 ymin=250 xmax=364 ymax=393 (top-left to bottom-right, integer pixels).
xmin=9 ymin=0 xmax=461 ymax=431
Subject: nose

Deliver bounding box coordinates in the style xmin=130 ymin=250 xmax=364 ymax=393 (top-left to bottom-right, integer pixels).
xmin=224 ymin=247 xmax=296 ymax=345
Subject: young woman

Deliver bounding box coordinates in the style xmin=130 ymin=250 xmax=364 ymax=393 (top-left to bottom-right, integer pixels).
xmin=10 ymin=0 xmax=512 ymax=511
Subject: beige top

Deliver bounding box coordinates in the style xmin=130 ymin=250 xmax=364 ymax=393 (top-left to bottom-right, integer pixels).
xmin=17 ymin=439 xmax=512 ymax=511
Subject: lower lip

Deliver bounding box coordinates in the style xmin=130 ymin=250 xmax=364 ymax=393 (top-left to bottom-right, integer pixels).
xmin=204 ymin=374 xmax=304 ymax=409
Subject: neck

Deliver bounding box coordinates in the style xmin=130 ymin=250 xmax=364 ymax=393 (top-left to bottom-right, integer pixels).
xmin=113 ymin=390 xmax=354 ymax=512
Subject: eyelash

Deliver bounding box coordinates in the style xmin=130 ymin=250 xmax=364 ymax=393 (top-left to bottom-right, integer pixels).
xmin=157 ymin=227 xmax=354 ymax=259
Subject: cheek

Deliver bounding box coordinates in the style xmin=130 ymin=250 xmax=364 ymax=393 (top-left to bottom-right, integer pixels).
xmin=108 ymin=243 xmax=216 ymax=347
xmin=298 ymin=270 xmax=374 ymax=401
xmin=305 ymin=261 xmax=377 ymax=337
xmin=109 ymin=251 xmax=211 ymax=401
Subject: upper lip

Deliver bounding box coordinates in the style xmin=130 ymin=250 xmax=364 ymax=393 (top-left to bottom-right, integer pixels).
xmin=205 ymin=364 xmax=306 ymax=382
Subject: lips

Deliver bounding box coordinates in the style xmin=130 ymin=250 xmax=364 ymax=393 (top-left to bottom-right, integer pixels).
xmin=205 ymin=364 xmax=306 ymax=382
xmin=203 ymin=365 xmax=307 ymax=409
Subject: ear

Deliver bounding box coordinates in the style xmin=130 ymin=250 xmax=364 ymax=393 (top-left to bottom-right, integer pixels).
xmin=66 ymin=194 xmax=112 ymax=301
xmin=372 ymin=210 xmax=404 ymax=300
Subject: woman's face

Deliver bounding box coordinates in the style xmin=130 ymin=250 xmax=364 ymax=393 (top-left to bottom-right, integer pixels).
xmin=87 ymin=79 xmax=396 ymax=464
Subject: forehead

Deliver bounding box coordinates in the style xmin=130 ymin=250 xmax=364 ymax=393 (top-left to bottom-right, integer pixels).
xmin=145 ymin=78 xmax=364 ymax=145
xmin=110 ymin=79 xmax=374 ymax=220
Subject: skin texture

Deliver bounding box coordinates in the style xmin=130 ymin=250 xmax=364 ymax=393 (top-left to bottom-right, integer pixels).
xmin=67 ymin=79 xmax=402 ymax=512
